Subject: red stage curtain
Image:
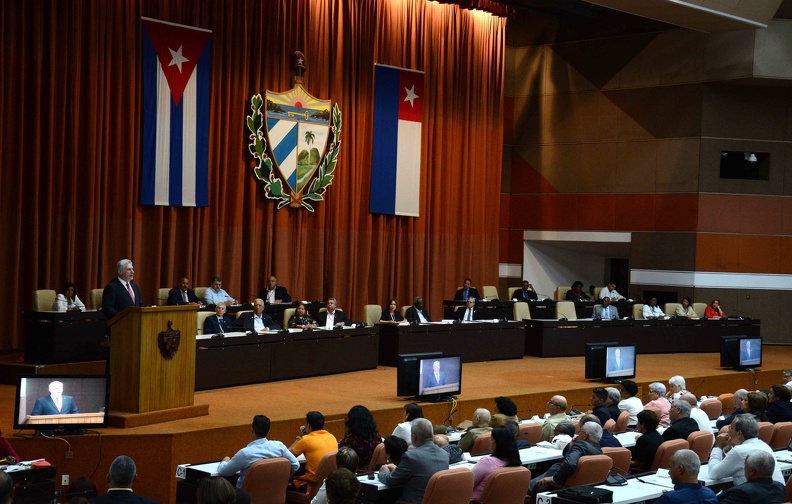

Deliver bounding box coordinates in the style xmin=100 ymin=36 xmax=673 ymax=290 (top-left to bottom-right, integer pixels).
xmin=0 ymin=0 xmax=505 ymax=348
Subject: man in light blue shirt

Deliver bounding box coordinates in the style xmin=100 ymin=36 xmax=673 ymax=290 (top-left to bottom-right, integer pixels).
xmin=203 ymin=276 xmax=238 ymax=306
xmin=217 ymin=415 xmax=299 ymax=488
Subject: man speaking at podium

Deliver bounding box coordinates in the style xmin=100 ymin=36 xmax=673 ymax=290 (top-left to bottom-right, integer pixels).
xmin=31 ymin=380 xmax=78 ymax=415
xmin=424 ymin=361 xmax=446 ymax=388
xmin=102 ymin=259 xmax=144 ymax=317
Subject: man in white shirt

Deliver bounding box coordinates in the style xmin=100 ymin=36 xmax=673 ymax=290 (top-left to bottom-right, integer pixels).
xmin=315 ymin=298 xmax=351 ymax=328
xmin=599 ymin=282 xmax=625 ymax=301
xmin=455 ymin=296 xmax=479 ymax=321
xmin=679 ymin=394 xmax=711 ymax=432
xmin=708 ymin=414 xmax=784 ymax=486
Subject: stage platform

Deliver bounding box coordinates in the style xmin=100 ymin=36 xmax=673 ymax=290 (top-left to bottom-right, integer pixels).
xmin=2 ymin=346 xmax=792 ymax=502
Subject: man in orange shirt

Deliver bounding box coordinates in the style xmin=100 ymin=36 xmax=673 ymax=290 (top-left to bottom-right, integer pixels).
xmin=289 ymin=411 xmax=338 ymax=492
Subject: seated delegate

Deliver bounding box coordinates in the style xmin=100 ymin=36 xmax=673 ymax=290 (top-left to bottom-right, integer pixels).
xmin=642 ymin=297 xmax=667 ymax=319
xmin=52 ymin=282 xmax=86 ymax=312
xmin=565 ymin=280 xmax=590 ymax=301
xmin=704 ymin=298 xmax=725 ymax=319
xmin=674 ymin=296 xmax=698 ymax=318
xmin=288 ymin=302 xmax=316 ymax=329
xmin=379 ymin=299 xmax=405 ymax=324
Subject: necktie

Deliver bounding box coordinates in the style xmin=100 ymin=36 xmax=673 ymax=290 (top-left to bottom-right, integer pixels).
xmin=466 ymin=308 xmax=472 ymax=321
xmin=183 ymin=290 xmax=188 ymax=302
xmin=463 ymin=288 xmax=468 ymax=299
xmin=55 ymin=397 xmax=62 ymax=412
xmin=126 ymin=283 xmax=135 ymax=303
xmin=435 ymin=372 xmax=439 ymax=383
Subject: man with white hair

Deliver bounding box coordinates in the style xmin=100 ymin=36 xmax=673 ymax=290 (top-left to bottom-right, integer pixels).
xmin=605 ymin=387 xmax=622 ymax=421
xmin=662 ymin=400 xmax=699 ymax=441
xmin=531 ymin=422 xmax=604 ymax=494
xmin=717 ymin=389 xmax=748 ymax=429
xmin=458 ymin=408 xmax=492 ymax=452
xmin=716 ymin=450 xmax=785 ymax=503
xmin=654 ymin=449 xmax=717 ymax=504
xmin=708 ymin=414 xmax=784 ymax=486
xmin=680 ymin=394 xmax=711 ymax=432
xmin=541 ymin=395 xmax=569 ymax=442
xmin=102 ymin=259 xmax=144 ymax=317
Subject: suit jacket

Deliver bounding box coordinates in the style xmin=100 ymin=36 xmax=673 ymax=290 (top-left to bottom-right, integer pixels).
xmin=424 ymin=371 xmax=447 ymax=388
xmin=454 ymin=306 xmax=480 ymax=321
xmin=258 ymin=285 xmax=292 ymax=303
xmin=379 ymin=310 xmax=404 ymax=322
xmin=315 ymin=309 xmax=351 ymax=327
xmin=203 ymin=314 xmax=233 ymax=335
xmin=91 ymin=489 xmax=160 ymax=504
xmin=166 ymin=287 xmax=200 ymax=306
xmin=454 ymin=287 xmax=481 ymax=301
xmin=405 ymin=307 xmax=432 ymax=324
xmin=513 ymin=289 xmax=537 ymax=301
xmin=593 ymin=305 xmax=620 ymax=320
xmin=717 ymin=478 xmax=786 ymax=504
xmin=31 ymin=395 xmax=78 ymax=415
xmin=377 ymin=440 xmax=450 ymax=504
xmin=102 ymin=278 xmax=143 ymax=317
xmin=234 ymin=312 xmax=281 ymax=332
xmin=662 ymin=417 xmax=699 ymax=442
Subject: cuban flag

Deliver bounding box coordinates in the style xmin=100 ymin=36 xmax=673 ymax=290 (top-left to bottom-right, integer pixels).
xmin=370 ymin=64 xmax=424 ymax=217
xmin=141 ymin=18 xmax=211 ymax=207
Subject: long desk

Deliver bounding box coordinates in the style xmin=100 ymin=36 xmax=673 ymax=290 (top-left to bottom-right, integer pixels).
xmin=22 ymin=311 xmax=108 ymax=363
xmin=377 ymin=321 xmax=525 ymax=366
xmin=524 ymin=318 xmax=760 ymax=357
xmin=194 ymin=326 xmax=378 ymax=390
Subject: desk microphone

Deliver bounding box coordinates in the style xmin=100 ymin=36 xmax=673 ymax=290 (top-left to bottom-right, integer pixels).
xmin=442 ymin=406 xmax=458 ymax=426
xmin=690 ymin=378 xmax=706 ymax=396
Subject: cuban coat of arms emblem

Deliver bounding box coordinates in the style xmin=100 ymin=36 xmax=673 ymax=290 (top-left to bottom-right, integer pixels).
xmin=247 ymin=52 xmax=342 ymax=211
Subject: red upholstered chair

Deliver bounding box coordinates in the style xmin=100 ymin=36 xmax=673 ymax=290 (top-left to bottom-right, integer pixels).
xmin=367 ymin=443 xmax=387 ymax=471
xmin=650 ymin=439 xmax=689 ymax=471
xmin=422 ymin=468 xmax=475 ymax=504
xmin=564 ymin=454 xmax=612 ymax=487
xmin=643 ymin=406 xmax=661 ymax=419
xmin=286 ymin=450 xmax=337 ymax=504
xmin=471 ymin=431 xmax=493 ymax=455
xmin=614 ymin=410 xmax=630 ymax=433
xmin=786 ymin=469 xmax=792 ymax=503
xmin=769 ymin=422 xmax=792 ymax=449
xmin=700 ymin=399 xmax=722 ymax=420
xmin=603 ymin=419 xmax=616 ymax=433
xmin=601 ymin=447 xmax=632 ymax=477
xmin=687 ymin=430 xmax=714 ymax=463
xmin=518 ymin=423 xmax=543 ymax=446
xmin=474 ymin=466 xmax=531 ymax=504
xmin=718 ymin=393 xmax=735 ymax=415
xmin=758 ymin=422 xmax=774 ymax=445
xmin=243 ymin=457 xmax=292 ymax=504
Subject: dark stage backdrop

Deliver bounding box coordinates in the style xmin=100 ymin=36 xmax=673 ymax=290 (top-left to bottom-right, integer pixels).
xmin=0 ymin=0 xmax=505 ymax=349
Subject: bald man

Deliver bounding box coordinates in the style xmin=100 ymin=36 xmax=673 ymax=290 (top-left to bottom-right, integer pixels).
xmin=541 ymin=395 xmax=569 ymax=442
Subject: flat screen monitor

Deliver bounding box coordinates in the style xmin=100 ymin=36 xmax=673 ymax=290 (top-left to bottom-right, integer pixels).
xmin=14 ymin=374 xmax=110 ymax=431
xmin=605 ymin=345 xmax=636 ymax=380
xmin=739 ymin=337 xmax=762 ymax=368
xmin=720 ymin=335 xmax=741 ymax=368
xmin=585 ymin=342 xmax=619 ymax=380
xmin=417 ymin=354 xmax=461 ymax=400
xmin=397 ymin=352 xmax=442 ymax=397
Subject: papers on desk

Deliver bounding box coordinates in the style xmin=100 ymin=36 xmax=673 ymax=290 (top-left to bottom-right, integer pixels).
xmin=637 ymin=468 xmax=674 ymax=488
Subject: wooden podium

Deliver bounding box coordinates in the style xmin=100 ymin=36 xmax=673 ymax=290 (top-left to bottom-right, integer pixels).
xmin=107 ymin=305 xmax=208 ymax=427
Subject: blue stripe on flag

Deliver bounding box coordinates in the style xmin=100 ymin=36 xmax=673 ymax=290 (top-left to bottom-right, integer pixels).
xmin=194 ymin=41 xmax=210 ymax=207
xmin=169 ymin=96 xmax=184 ymax=206
xmin=141 ymin=27 xmax=158 ymax=206
xmin=370 ymin=65 xmax=401 ymax=215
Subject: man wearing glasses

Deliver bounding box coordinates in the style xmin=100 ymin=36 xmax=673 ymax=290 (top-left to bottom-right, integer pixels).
xmin=540 ymin=395 xmax=569 ymax=442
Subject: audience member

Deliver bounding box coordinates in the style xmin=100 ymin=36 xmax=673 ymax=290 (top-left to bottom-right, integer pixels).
xmin=667 ymin=376 xmax=688 ymax=401
xmin=203 ymin=277 xmax=238 ymax=306
xmin=379 ymin=299 xmax=405 ymax=324
xmin=503 ymin=419 xmax=530 ymax=449
xmin=455 ymin=296 xmax=480 ymax=321
xmin=217 ymin=415 xmax=299 ymax=488
xmin=458 ymin=408 xmax=493 ymax=452
xmin=470 ymin=426 xmax=521 ymax=501
xmin=783 ymin=369 xmax=792 ymax=391
xmin=642 ymin=297 xmax=666 ymax=319
xmin=580 ymin=414 xmax=621 ymax=448
xmin=715 ymin=450 xmax=785 ymax=504
xmin=708 ymin=414 xmax=783 ymax=486
xmin=454 ymin=278 xmax=480 ymax=301
xmin=680 ymin=394 xmax=711 ymax=432
xmin=674 ymin=297 xmax=698 ymax=318
xmin=197 ymin=476 xmax=236 ymax=504
xmin=383 ymin=436 xmax=408 ymax=466
xmin=704 ymin=298 xmax=725 ymax=319
xmin=315 ymin=298 xmax=351 ymax=328
xmin=288 ymin=302 xmax=317 ymax=329
xmin=325 ymin=468 xmax=360 ymax=504
xmin=53 ymin=282 xmax=86 ymax=311
xmin=92 ymin=455 xmax=159 ymax=503
xmin=653 ymin=449 xmax=717 ymax=504
xmin=234 ymin=298 xmax=280 ymax=332
xmin=765 ymin=384 xmax=792 ymax=423
xmin=204 ymin=303 xmax=233 ymax=335
xmin=661 ymin=400 xmax=699 ymax=441
xmin=102 ymin=259 xmax=144 ymax=317
xmin=311 ymin=447 xmax=358 ymax=504
xmin=289 ymin=411 xmax=339 ymax=491
xmin=405 ymin=297 xmax=431 ymax=324
xmin=512 ymin=280 xmax=537 ymax=301
xmin=258 ymin=276 xmax=291 ymax=304
xmin=550 ymin=422 xmax=575 ymax=451
xmin=67 ymin=477 xmax=98 ymax=500
xmin=630 ymin=410 xmax=663 ymax=473
xmin=745 ymin=392 xmax=768 ymax=422
xmin=0 ymin=429 xmax=19 ymax=464
xmin=644 ymin=382 xmax=671 ymax=424
xmin=540 ymin=395 xmax=569 ymax=442
xmin=377 ymin=418 xmax=449 ymax=504
xmin=565 ymin=281 xmax=589 ymax=301
xmin=494 ymin=396 xmax=520 ymax=422
xmin=589 ymin=388 xmax=612 ymax=426
xmin=599 ymin=282 xmax=625 ymax=301
xmin=339 ymin=405 xmax=381 ymax=471
xmin=392 ymin=403 xmax=423 ymax=447
xmin=605 ymin=387 xmax=621 ymax=421
xmin=717 ymin=389 xmax=748 ymax=429
xmin=618 ymin=380 xmax=643 ymax=427
xmin=167 ymin=277 xmax=201 ymax=305
xmin=530 ymin=423 xmax=603 ymax=495
xmin=593 ymin=296 xmax=619 ymax=320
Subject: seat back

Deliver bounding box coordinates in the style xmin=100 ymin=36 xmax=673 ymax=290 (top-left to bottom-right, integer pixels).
xmin=699 ymin=399 xmax=722 ymax=420
xmin=555 ymin=286 xmax=571 ymax=301
xmin=156 ymin=288 xmax=170 ymax=306
xmin=601 ymin=447 xmax=631 ymax=477
xmin=367 ymin=443 xmax=387 ymax=471
xmin=786 ymin=466 xmax=792 ymax=503
xmin=422 ymin=468 xmax=474 ymax=504
xmin=235 ymin=310 xmax=252 ymax=319
xmin=401 ymin=306 xmax=410 ymax=317
xmin=687 ymin=430 xmax=714 ymax=463
xmin=243 ymin=457 xmax=292 ymax=504
xmin=663 ymin=303 xmax=681 ymax=317
xmin=288 ymin=450 xmax=337 ymax=499
xmin=603 ymin=419 xmax=616 ymax=433
xmin=718 ymin=393 xmax=735 ymax=415
xmin=632 ymin=303 xmax=644 ymax=320
xmin=692 ymin=302 xmax=707 ymax=318
xmin=769 ymin=422 xmax=792 ymax=449
xmin=643 ymin=406 xmax=661 ymax=419
xmin=194 ymin=286 xmax=207 ymax=302
xmin=470 ymin=431 xmax=493 ymax=455
xmin=758 ymin=422 xmax=774 ymax=445
xmin=282 ymin=308 xmax=296 ymax=327
xmin=477 ymin=466 xmax=531 ymax=504
xmin=564 ymin=454 xmax=612 ymax=487
xmin=196 ymin=312 xmax=212 ymax=335
xmin=507 ymin=287 xmax=520 ymax=300
xmin=90 ymin=288 xmax=103 ymax=310
xmin=517 ymin=423 xmax=542 ymax=445
xmin=614 ymin=410 xmax=630 ymax=433
xmin=513 ymin=302 xmax=530 ymax=321
xmin=482 ymin=286 xmax=498 ymax=300
xmin=33 ymin=289 xmax=57 ymax=311
xmin=651 ymin=439 xmax=689 ymax=470
xmin=555 ymin=301 xmax=576 ymax=321
xmin=364 ymin=304 xmax=381 ymax=326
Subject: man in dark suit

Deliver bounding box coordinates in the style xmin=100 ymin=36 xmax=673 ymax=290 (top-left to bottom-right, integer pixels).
xmin=102 ymin=259 xmax=144 ymax=317
xmin=31 ymin=380 xmax=78 ymax=415
xmin=258 ymin=276 xmax=292 ymax=304
xmin=716 ymin=450 xmax=785 ymax=504
xmin=315 ymin=297 xmax=351 ymax=328
xmin=234 ymin=299 xmax=280 ymax=332
xmin=203 ymin=303 xmax=233 ymax=335
xmin=513 ymin=280 xmax=538 ymax=301
xmin=662 ymin=400 xmax=700 ymax=441
xmin=454 ymin=278 xmax=480 ymax=301
xmin=424 ymin=361 xmax=446 ymax=388
xmin=405 ymin=297 xmax=431 ymax=324
xmin=92 ymin=455 xmax=159 ymax=503
xmin=166 ymin=277 xmax=201 ymax=306
xmin=454 ymin=296 xmax=480 ymax=321
xmin=593 ymin=297 xmax=620 ymax=320
xmin=378 ymin=418 xmax=449 ymax=503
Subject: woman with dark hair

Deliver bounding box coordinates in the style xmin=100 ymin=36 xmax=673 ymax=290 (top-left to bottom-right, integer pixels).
xmin=470 ymin=426 xmax=521 ymax=501
xmin=338 ymin=405 xmax=381 ymax=471
xmin=704 ymin=298 xmax=725 ymax=319
xmin=746 ymin=391 xmax=768 ymax=422
xmin=565 ymin=281 xmax=590 ymax=301
xmin=289 ymin=302 xmax=317 ymax=329
xmin=766 ymin=385 xmax=792 ymax=423
xmin=379 ymin=299 xmax=404 ymax=324
xmin=674 ymin=297 xmax=698 ymax=318
xmin=391 ymin=403 xmax=423 ymax=447
xmin=52 ymin=282 xmax=86 ymax=312
xmin=197 ymin=476 xmax=236 ymax=504
xmin=629 ymin=410 xmax=662 ymax=472
xmin=383 ymin=435 xmax=408 ymax=466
